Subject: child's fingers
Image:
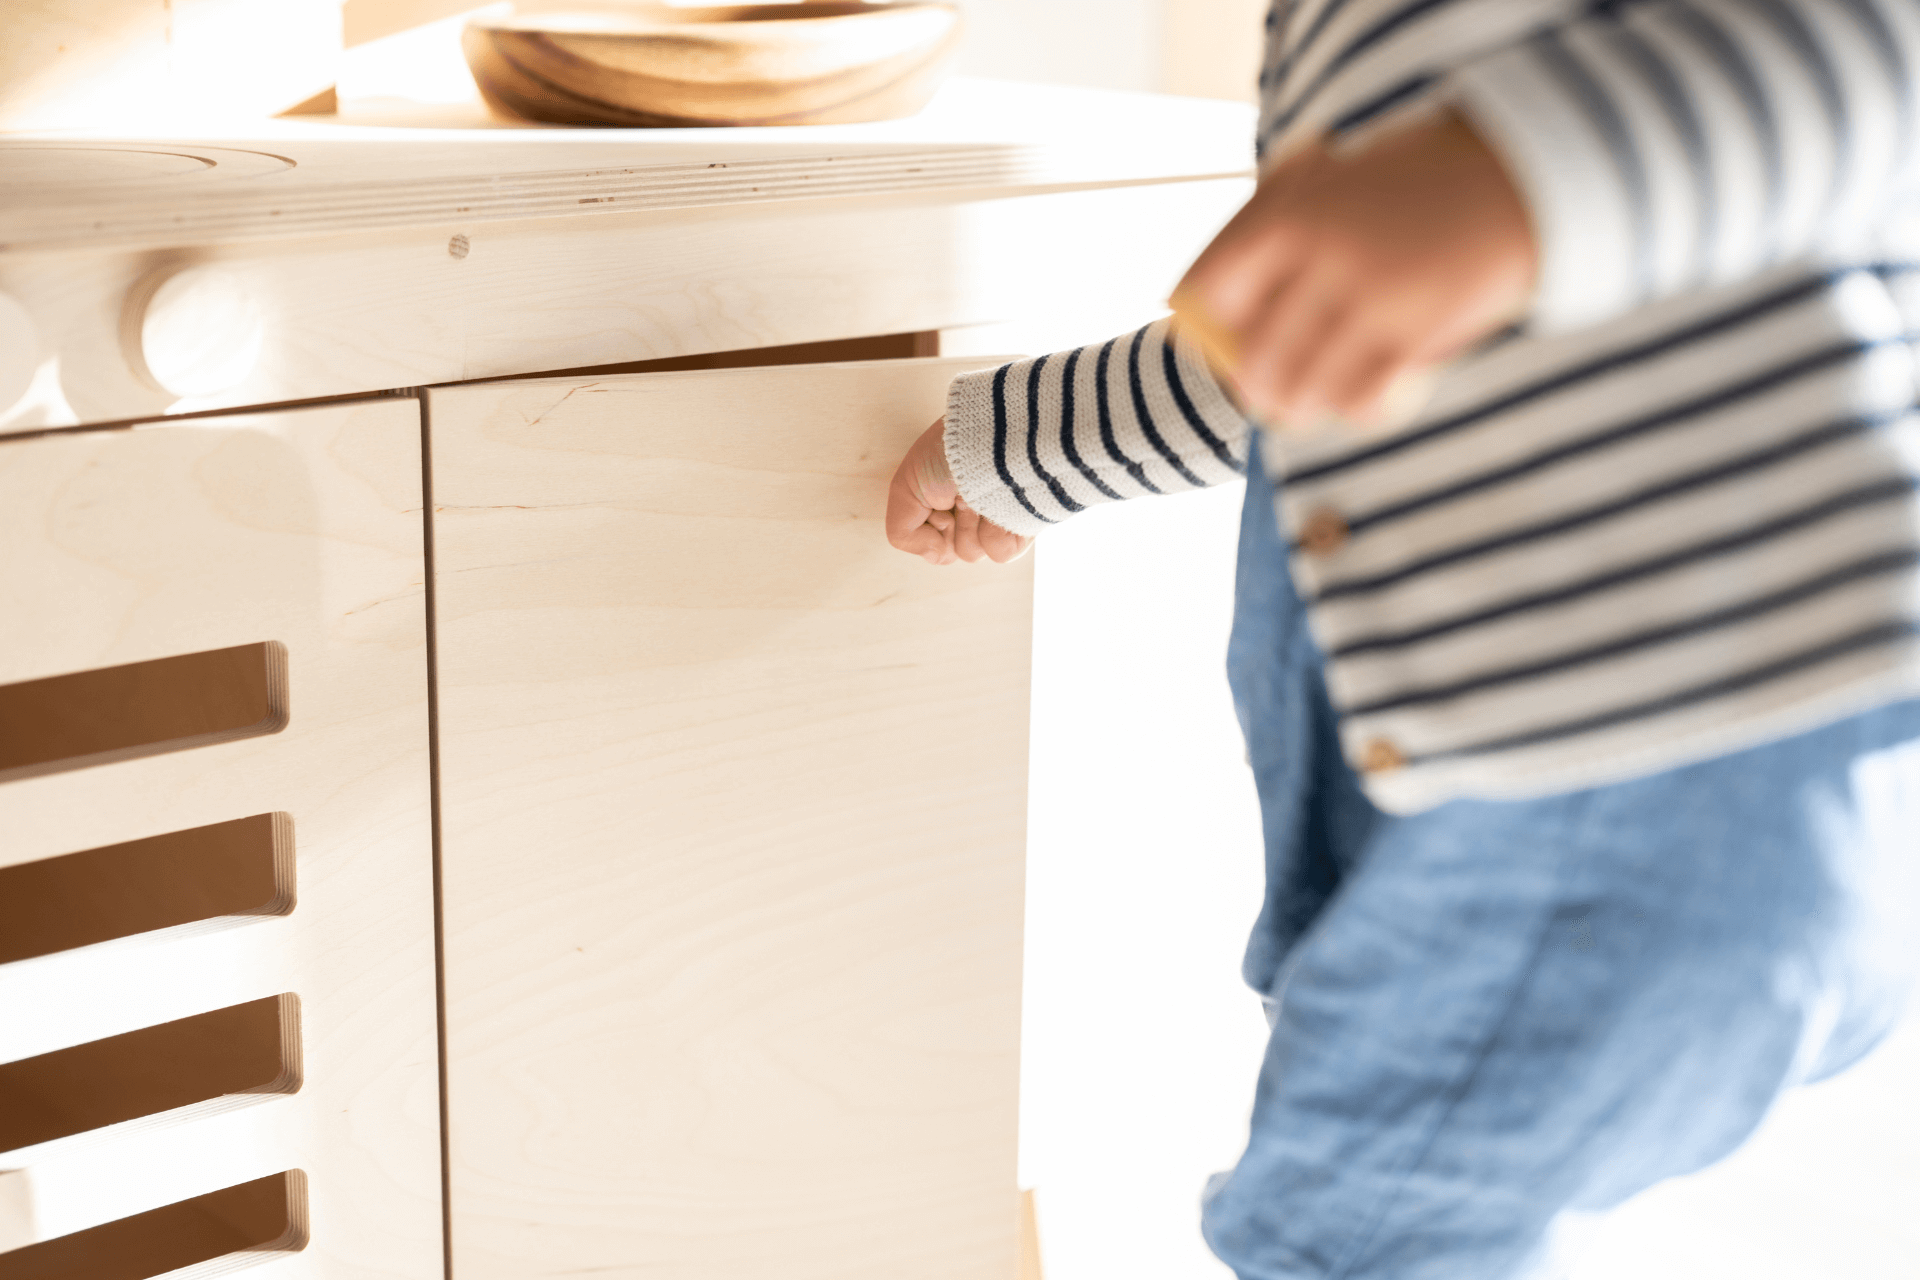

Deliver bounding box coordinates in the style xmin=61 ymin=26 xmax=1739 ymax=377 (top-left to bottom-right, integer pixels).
xmin=1314 ymin=336 xmax=1407 ymax=425
xmin=885 ymin=417 xmax=960 ymax=550
xmin=1179 ymin=230 xmax=1308 ymax=343
xmin=1283 ymin=309 xmax=1402 ymax=422
xmin=1237 ymin=272 xmax=1348 ymax=421
xmin=979 ymin=520 xmax=1032 ymax=564
xmin=952 ymin=502 xmax=986 ymax=562
xmin=885 ymin=462 xmax=931 ymax=542
xmin=887 ymin=480 xmax=959 ymax=564
xmin=891 ymin=519 xmax=951 ymax=563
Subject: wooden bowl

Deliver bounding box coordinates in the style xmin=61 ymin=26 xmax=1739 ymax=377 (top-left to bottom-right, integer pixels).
xmin=462 ymin=2 xmax=964 ymax=127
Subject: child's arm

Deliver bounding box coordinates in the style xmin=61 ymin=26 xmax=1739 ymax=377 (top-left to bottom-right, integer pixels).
xmin=885 ymin=317 xmax=1252 ymax=563
xmin=886 ymin=110 xmax=1534 ymax=564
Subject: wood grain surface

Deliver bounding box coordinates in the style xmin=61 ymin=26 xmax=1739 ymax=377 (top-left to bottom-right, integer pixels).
xmin=0 ymin=177 xmax=1249 ymax=430
xmin=0 ymin=81 xmax=1254 ymax=251
xmin=428 ymin=357 xmax=1031 ymax=1280
xmin=0 ymin=399 xmax=441 ymax=1280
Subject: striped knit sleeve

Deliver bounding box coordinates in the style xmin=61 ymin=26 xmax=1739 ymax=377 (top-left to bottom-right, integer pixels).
xmin=1449 ymin=0 xmax=1920 ymax=333
xmin=942 ymin=317 xmax=1253 ymax=536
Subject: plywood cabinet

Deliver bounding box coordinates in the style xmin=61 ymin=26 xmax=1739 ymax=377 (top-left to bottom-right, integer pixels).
xmin=0 ymin=356 xmax=1035 ymax=1280
xmin=0 ymin=77 xmax=1253 ymax=1280
xmin=425 ymin=357 xmax=1033 ymax=1280
xmin=0 ymin=399 xmax=442 ymax=1279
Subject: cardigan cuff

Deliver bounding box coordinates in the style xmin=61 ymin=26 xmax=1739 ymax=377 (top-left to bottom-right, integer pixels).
xmin=945 ymin=365 xmax=1057 ymax=538
xmin=1449 ymin=39 xmax=1642 ymax=335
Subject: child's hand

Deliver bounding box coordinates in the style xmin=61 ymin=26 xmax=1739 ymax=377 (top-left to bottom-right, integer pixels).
xmin=1173 ymin=110 xmax=1536 ymax=429
xmin=885 ymin=417 xmax=1033 ymax=565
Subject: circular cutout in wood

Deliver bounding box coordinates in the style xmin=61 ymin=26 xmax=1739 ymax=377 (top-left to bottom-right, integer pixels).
xmin=122 ymin=267 xmax=266 ymax=399
xmin=462 ymin=2 xmax=964 ymax=127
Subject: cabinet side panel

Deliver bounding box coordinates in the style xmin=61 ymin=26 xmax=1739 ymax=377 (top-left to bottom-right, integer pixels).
xmin=0 ymin=400 xmax=442 ymax=1280
xmin=430 ymin=359 xmax=1029 ymax=1280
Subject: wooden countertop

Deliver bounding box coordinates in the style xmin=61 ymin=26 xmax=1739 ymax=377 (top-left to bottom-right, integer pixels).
xmin=0 ymin=79 xmax=1254 ymax=254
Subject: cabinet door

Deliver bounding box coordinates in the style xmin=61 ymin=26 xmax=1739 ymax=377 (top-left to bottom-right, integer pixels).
xmin=428 ymin=358 xmax=1030 ymax=1280
xmin=0 ymin=400 xmax=442 ymax=1280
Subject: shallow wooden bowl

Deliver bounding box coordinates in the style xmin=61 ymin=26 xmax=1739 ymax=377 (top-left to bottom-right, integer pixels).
xmin=462 ymin=2 xmax=964 ymax=127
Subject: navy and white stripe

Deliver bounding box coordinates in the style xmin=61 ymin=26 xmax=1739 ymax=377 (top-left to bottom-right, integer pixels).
xmin=944 ymin=318 xmax=1248 ymax=534
xmin=1283 ymin=261 xmax=1920 ymax=809
xmin=1446 ymin=0 xmax=1920 ymax=330
xmin=1252 ymin=0 xmax=1920 ymax=327
xmin=945 ymin=0 xmax=1920 ymax=811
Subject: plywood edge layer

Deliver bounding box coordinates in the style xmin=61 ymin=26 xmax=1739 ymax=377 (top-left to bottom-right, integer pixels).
xmin=0 ymin=148 xmax=1251 ymax=253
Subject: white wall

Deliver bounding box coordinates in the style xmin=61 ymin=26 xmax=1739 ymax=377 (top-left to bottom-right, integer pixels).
xmin=953 ymin=0 xmax=1266 ymax=101
xmin=951 ymin=0 xmax=1163 ymax=93
xmin=1021 ymin=484 xmax=1270 ymax=1280
xmin=1162 ymin=0 xmax=1268 ymax=102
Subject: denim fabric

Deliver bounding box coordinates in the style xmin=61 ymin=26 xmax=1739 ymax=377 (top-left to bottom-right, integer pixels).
xmin=1202 ymin=435 xmax=1920 ymax=1280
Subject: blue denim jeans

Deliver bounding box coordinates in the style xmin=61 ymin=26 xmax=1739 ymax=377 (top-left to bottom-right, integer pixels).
xmin=1201 ymin=436 xmax=1920 ymax=1279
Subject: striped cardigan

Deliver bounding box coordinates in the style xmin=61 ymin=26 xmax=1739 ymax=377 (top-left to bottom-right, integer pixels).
xmin=944 ymin=0 xmax=1920 ymax=812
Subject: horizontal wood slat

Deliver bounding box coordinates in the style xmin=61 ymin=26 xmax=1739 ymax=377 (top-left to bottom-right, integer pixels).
xmin=0 ymin=815 xmax=292 ymax=965
xmin=0 ymin=644 xmax=286 ymax=784
xmin=0 ymin=1171 xmax=306 ymax=1280
xmin=0 ymin=995 xmax=299 ymax=1155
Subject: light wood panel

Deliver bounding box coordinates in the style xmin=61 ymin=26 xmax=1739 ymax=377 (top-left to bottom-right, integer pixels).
xmin=0 ymin=81 xmax=1253 ymax=252
xmin=0 ymin=0 xmax=340 ymax=132
xmin=429 ymin=357 xmax=1032 ymax=1280
xmin=0 ymin=177 xmax=1248 ymax=428
xmin=0 ymin=400 xmax=440 ymax=1280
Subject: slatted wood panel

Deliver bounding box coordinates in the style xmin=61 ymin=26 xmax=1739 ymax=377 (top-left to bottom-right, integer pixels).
xmin=0 ymin=995 xmax=300 ymax=1153
xmin=0 ymin=400 xmax=440 ymax=1280
xmin=0 ymin=1171 xmax=308 ymax=1280
xmin=0 ymin=814 xmax=292 ymax=965
xmin=428 ymin=358 xmax=1032 ymax=1280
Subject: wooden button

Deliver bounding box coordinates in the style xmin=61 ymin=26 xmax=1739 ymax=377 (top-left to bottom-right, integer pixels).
xmin=1358 ymin=738 xmax=1406 ymax=775
xmin=1298 ymin=507 xmax=1349 ymax=556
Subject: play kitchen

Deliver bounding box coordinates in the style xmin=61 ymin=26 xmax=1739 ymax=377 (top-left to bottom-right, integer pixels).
xmin=0 ymin=5 xmax=1253 ymax=1278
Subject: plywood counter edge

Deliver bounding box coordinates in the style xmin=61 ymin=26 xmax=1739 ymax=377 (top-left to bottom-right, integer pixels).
xmin=0 ymin=79 xmax=1257 ymax=253
xmin=0 ymin=165 xmax=1255 ymax=257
